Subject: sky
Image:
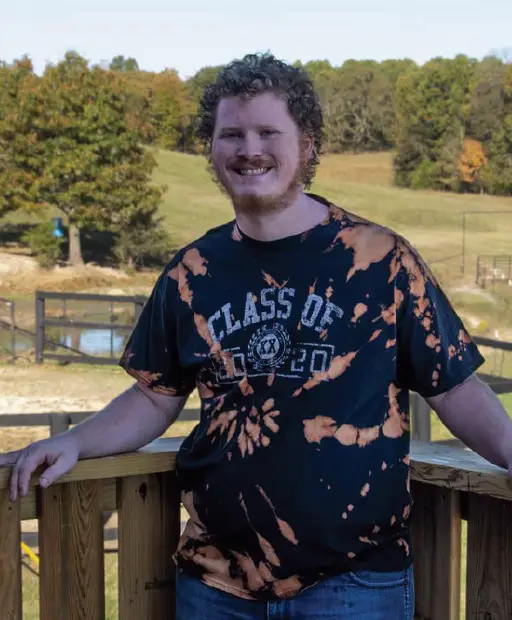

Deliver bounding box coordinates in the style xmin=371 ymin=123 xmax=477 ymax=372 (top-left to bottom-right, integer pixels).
xmin=1 ymin=1 xmax=511 ymax=79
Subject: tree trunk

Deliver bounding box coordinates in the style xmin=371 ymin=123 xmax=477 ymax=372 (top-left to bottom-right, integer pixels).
xmin=68 ymin=224 xmax=84 ymax=266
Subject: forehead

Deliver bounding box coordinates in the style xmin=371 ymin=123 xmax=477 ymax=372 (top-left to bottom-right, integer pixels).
xmin=215 ymin=91 xmax=295 ymax=129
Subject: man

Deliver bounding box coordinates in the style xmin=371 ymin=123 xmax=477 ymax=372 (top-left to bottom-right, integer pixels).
xmin=1 ymin=53 xmax=512 ymax=619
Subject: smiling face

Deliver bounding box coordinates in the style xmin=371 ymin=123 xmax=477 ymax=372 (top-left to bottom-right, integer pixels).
xmin=211 ymin=91 xmax=313 ymax=214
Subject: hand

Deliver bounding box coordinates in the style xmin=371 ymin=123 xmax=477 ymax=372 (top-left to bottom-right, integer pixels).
xmin=0 ymin=435 xmax=80 ymax=502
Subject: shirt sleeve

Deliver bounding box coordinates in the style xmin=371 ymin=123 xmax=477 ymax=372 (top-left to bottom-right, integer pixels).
xmin=394 ymin=241 xmax=485 ymax=398
xmin=118 ymin=261 xmax=197 ymax=397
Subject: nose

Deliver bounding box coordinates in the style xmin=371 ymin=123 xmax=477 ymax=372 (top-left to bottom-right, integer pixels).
xmin=237 ymin=131 xmax=263 ymax=158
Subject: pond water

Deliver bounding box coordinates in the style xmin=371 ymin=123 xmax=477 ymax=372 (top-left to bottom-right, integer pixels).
xmin=0 ymin=297 xmax=137 ymax=359
xmin=59 ymin=329 xmax=128 ymax=356
xmin=0 ymin=327 xmax=129 ymax=358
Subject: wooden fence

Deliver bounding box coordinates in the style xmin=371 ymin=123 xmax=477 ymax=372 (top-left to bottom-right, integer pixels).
xmin=3 ymin=291 xmax=512 ymax=396
xmin=411 ymin=441 xmax=512 ymax=619
xmin=0 ymin=297 xmax=15 ymax=360
xmin=0 ymin=387 xmax=504 ymax=447
xmin=0 ymin=408 xmax=201 ymax=438
xmin=1 ymin=438 xmax=511 ymax=618
xmin=35 ymin=290 xmax=147 ymax=365
xmin=0 ymin=388 xmax=502 ymax=447
xmin=0 ymin=437 xmax=182 ymax=620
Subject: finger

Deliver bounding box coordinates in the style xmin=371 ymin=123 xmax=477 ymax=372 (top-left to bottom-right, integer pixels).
xmin=18 ymin=450 xmax=47 ymax=498
xmin=39 ymin=454 xmax=76 ymax=488
xmin=0 ymin=450 xmax=21 ymax=467
xmin=10 ymin=454 xmax=25 ymax=502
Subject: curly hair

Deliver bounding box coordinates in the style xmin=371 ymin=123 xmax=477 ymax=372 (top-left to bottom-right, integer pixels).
xmin=195 ymin=53 xmax=324 ymax=189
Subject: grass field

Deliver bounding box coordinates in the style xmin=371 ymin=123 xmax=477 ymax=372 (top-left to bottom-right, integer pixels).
xmin=150 ymin=149 xmax=512 ymax=333
xmin=2 ymin=149 xmax=511 ymax=332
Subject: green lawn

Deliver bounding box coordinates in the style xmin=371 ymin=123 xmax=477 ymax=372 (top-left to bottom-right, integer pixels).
xmin=22 ymin=553 xmax=119 ymax=620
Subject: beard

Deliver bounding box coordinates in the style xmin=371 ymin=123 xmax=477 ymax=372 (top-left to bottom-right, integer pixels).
xmin=211 ymin=157 xmax=304 ymax=215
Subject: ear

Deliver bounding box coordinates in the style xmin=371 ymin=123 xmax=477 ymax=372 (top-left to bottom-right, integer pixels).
xmin=299 ymin=132 xmax=314 ymax=161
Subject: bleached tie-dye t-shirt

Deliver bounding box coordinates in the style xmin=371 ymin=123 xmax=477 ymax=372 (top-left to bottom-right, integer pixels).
xmin=119 ymin=194 xmax=484 ymax=601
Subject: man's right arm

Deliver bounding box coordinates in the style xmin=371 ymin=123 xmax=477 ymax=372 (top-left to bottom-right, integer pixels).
xmin=70 ymin=381 xmax=188 ymax=459
xmin=0 ymin=381 xmax=188 ymax=501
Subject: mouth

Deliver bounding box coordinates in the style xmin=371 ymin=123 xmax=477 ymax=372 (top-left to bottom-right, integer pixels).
xmin=232 ymin=167 xmax=272 ymax=177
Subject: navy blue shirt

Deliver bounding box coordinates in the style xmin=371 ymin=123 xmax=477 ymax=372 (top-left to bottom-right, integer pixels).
xmin=119 ymin=194 xmax=484 ymax=601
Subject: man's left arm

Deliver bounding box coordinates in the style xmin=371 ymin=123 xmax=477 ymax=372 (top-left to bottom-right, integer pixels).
xmin=426 ymin=374 xmax=512 ymax=474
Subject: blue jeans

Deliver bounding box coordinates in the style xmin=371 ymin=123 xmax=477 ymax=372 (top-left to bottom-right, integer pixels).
xmin=176 ymin=566 xmax=414 ymax=619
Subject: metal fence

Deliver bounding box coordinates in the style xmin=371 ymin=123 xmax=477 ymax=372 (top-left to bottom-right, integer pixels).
xmin=476 ymin=255 xmax=512 ymax=291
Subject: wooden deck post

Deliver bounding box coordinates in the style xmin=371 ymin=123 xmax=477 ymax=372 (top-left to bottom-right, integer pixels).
xmin=118 ymin=471 xmax=181 ymax=620
xmin=0 ymin=487 xmax=22 ymax=620
xmin=466 ymin=494 xmax=512 ymax=619
xmin=39 ymin=481 xmax=105 ymax=620
xmin=410 ymin=481 xmax=461 ymax=620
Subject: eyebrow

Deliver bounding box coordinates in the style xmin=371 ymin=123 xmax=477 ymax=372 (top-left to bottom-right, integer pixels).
xmin=217 ymin=124 xmax=282 ymax=132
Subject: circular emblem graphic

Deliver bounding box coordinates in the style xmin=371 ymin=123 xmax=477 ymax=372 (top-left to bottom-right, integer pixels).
xmin=248 ymin=323 xmax=291 ymax=372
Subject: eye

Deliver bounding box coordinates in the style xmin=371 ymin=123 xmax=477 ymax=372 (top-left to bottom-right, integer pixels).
xmin=220 ymin=131 xmax=243 ymax=139
xmin=260 ymin=129 xmax=279 ymax=137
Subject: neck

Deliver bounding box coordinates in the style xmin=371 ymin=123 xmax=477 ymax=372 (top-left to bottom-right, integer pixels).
xmin=234 ymin=191 xmax=329 ymax=242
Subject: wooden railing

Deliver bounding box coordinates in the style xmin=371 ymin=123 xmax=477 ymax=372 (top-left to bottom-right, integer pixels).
xmin=0 ymin=408 xmax=201 ymax=437
xmin=411 ymin=441 xmax=512 ymax=619
xmin=35 ymin=290 xmax=147 ymax=365
xmin=1 ymin=439 xmax=511 ymax=619
xmin=0 ymin=437 xmax=182 ymax=620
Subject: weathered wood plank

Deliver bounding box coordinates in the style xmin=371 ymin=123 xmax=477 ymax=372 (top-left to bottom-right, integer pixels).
xmin=15 ymin=478 xmax=116 ymax=521
xmin=410 ymin=481 xmax=461 ymax=620
xmin=39 ymin=481 xmax=105 ymax=620
xmin=467 ymin=494 xmax=512 ymax=619
xmin=118 ymin=472 xmax=181 ymax=620
xmin=0 ymin=408 xmax=200 ymax=428
xmin=410 ymin=441 xmax=512 ymax=502
xmin=0 ymin=437 xmax=183 ymax=491
xmin=0 ymin=487 xmax=22 ymax=620
xmin=411 ymin=393 xmax=431 ymax=441
xmin=49 ymin=413 xmax=72 ymax=437
xmin=66 ymin=481 xmax=105 ymax=620
xmin=39 ymin=485 xmax=65 ymax=620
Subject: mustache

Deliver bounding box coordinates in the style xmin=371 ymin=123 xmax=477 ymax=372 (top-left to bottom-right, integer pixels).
xmin=227 ymin=156 xmax=274 ymax=169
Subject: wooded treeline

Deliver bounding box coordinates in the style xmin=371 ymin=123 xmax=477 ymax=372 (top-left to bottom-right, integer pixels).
xmin=0 ymin=50 xmax=511 ymax=267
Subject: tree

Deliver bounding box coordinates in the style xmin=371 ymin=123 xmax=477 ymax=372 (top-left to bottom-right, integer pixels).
xmin=305 ymin=60 xmax=399 ymax=153
xmin=121 ymin=68 xmax=195 ymax=151
xmin=394 ymin=56 xmax=475 ymax=189
xmin=0 ymin=51 xmax=165 ymax=264
xmin=147 ymin=69 xmax=195 ymax=150
xmin=186 ymin=65 xmax=223 ymax=103
xmin=479 ymin=64 xmax=512 ymax=195
xmin=459 ymin=139 xmax=488 ymax=191
xmin=467 ymin=57 xmax=505 ymax=142
xmin=110 ymin=55 xmax=140 ymax=72
xmin=0 ymin=57 xmax=40 ymax=219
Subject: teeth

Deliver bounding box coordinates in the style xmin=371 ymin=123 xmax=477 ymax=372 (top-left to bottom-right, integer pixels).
xmin=238 ymin=168 xmax=268 ymax=176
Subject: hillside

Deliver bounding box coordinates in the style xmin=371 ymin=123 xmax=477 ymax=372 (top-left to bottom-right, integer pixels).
xmin=154 ymin=149 xmax=512 ymax=335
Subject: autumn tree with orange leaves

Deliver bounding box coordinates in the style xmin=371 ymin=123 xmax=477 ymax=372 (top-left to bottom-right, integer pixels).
xmin=459 ymin=139 xmax=488 ymax=191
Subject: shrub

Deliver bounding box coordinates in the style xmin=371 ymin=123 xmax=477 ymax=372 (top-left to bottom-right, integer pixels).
xmin=22 ymin=222 xmax=65 ymax=268
xmin=410 ymin=159 xmax=437 ymax=189
xmin=114 ymin=221 xmax=175 ymax=270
